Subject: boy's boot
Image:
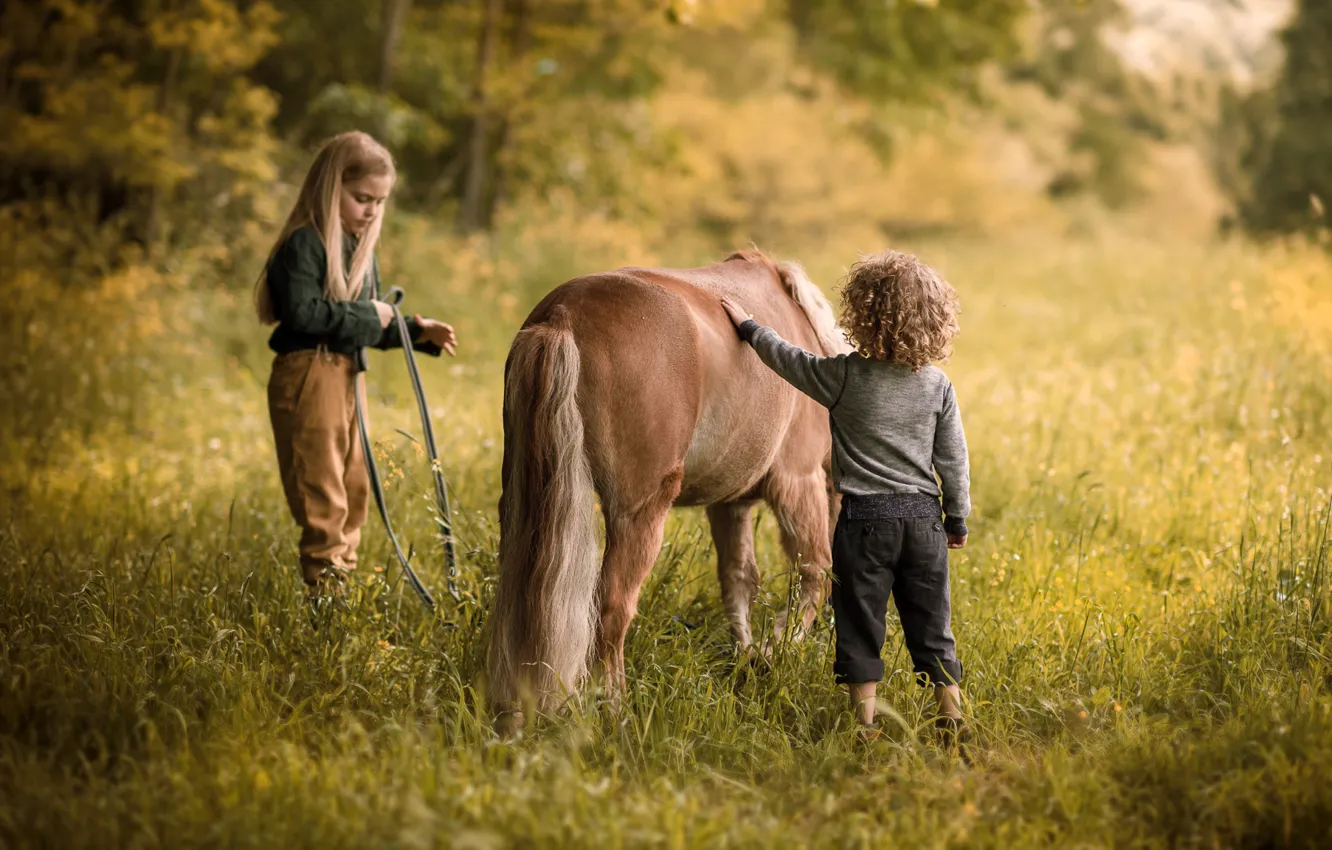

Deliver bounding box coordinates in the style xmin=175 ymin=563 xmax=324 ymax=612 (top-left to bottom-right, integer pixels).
xmin=934 ymin=684 xmax=972 ymax=747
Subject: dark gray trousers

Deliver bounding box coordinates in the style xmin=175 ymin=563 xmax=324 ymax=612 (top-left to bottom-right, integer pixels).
xmin=831 ymin=499 xmax=963 ymax=686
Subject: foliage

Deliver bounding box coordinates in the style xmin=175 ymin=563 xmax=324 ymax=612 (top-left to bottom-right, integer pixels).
xmin=785 ymin=0 xmax=1027 ymax=101
xmin=0 ymin=0 xmax=282 ymax=250
xmin=0 ymin=0 xmax=1042 ymax=243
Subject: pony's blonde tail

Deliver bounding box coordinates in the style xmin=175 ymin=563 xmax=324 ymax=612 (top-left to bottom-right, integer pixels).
xmin=488 ymin=305 xmax=599 ymax=716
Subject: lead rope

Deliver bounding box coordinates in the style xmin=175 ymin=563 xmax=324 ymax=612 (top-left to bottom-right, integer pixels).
xmin=353 ymin=285 xmax=461 ymax=614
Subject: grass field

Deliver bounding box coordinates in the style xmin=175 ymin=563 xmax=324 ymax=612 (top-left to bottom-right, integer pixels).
xmin=4 ymin=226 xmax=1332 ymax=848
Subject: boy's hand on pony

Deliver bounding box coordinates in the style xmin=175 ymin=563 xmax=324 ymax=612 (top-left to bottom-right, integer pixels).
xmin=372 ymin=300 xmax=394 ymax=328
xmin=947 ymin=534 xmax=967 ymax=550
xmin=719 ymin=296 xmax=751 ymax=329
xmin=415 ymin=315 xmax=458 ymax=356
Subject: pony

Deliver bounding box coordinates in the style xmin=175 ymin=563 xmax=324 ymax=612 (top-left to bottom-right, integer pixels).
xmin=488 ymin=250 xmax=852 ymax=715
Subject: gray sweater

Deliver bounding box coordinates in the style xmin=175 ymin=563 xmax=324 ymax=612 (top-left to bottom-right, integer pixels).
xmin=739 ymin=320 xmax=971 ymax=535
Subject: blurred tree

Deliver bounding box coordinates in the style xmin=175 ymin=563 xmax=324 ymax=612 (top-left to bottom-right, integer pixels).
xmin=0 ymin=0 xmax=281 ymax=255
xmin=0 ymin=0 xmax=1149 ymax=254
xmin=1211 ymin=80 xmax=1275 ymax=238
xmin=491 ymin=0 xmax=532 ymax=214
xmin=786 ymin=0 xmax=1027 ymax=102
xmin=1007 ymin=0 xmax=1168 ymax=208
xmin=379 ymin=0 xmax=413 ymax=93
xmin=459 ymin=0 xmax=504 ymax=232
xmin=259 ymin=0 xmax=671 ymax=229
xmin=474 ymin=0 xmax=671 ymax=221
xmin=1234 ymin=0 xmax=1332 ymax=237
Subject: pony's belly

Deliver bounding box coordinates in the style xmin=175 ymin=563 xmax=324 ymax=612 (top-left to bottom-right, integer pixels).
xmin=675 ymin=398 xmax=786 ymax=506
xmin=674 ymin=476 xmax=761 ymax=507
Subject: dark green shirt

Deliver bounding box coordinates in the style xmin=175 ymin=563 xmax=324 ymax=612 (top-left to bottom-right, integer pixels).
xmin=265 ymin=226 xmax=441 ymax=357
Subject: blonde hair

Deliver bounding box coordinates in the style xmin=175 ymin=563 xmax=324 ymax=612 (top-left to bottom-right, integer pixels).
xmin=254 ymin=131 xmax=396 ymax=324
xmin=838 ymin=250 xmax=960 ymax=371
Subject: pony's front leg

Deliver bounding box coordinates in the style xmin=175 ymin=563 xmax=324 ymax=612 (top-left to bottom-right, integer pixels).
xmin=766 ymin=470 xmax=832 ymax=641
xmin=705 ymin=500 xmax=761 ymax=649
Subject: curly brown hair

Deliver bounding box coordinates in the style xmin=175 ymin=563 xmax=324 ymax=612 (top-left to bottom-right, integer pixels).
xmin=838 ymin=250 xmax=960 ymax=371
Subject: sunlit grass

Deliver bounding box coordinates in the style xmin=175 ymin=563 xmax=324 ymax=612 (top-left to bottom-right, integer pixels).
xmin=3 ymin=224 xmax=1332 ymax=847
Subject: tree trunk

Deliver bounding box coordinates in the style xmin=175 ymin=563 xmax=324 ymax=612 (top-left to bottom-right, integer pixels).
xmin=378 ymin=0 xmax=412 ymax=93
xmin=145 ymin=46 xmax=183 ymax=257
xmin=459 ymin=0 xmax=503 ymax=233
xmin=492 ymin=0 xmax=531 ymax=215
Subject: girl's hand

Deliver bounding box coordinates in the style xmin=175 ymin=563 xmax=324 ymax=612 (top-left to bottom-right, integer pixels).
xmin=947 ymin=534 xmax=967 ymax=550
xmin=719 ymin=296 xmax=751 ymax=328
xmin=415 ymin=315 xmax=457 ymax=356
xmin=372 ymin=300 xmax=394 ymax=328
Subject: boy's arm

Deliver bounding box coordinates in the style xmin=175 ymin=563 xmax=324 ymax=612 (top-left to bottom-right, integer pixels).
xmin=934 ymin=382 xmax=971 ymax=537
xmin=738 ymin=319 xmax=847 ymax=409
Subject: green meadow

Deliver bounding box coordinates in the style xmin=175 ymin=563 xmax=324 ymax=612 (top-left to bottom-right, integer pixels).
xmin=5 ymin=220 xmax=1332 ymax=847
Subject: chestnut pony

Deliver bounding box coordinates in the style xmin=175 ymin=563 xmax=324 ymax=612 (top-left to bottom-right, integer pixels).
xmin=488 ymin=250 xmax=851 ymax=713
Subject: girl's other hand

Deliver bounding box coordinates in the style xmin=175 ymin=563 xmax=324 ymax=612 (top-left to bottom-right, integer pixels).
xmin=719 ymin=296 xmax=751 ymax=328
xmin=415 ymin=315 xmax=458 ymax=356
xmin=947 ymin=534 xmax=967 ymax=550
xmin=372 ymin=300 xmax=394 ymax=328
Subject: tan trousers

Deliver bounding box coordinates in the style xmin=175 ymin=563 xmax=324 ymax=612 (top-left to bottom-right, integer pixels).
xmin=267 ymin=349 xmax=370 ymax=586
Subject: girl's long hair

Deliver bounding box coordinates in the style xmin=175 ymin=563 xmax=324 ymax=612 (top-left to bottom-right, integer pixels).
xmin=254 ymin=131 xmax=396 ymax=324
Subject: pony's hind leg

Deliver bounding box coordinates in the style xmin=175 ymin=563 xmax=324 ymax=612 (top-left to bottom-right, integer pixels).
xmin=765 ymin=470 xmax=833 ymax=640
xmin=706 ymin=501 xmax=760 ymax=649
xmin=595 ymin=468 xmax=683 ymax=694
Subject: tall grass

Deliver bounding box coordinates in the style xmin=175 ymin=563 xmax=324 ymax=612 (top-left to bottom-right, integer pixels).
xmin=3 ymin=222 xmax=1332 ymax=847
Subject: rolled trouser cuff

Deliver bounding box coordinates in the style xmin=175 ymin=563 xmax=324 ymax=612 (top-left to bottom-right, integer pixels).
xmin=833 ymin=659 xmax=886 ymax=684
xmin=912 ymin=658 xmax=964 ymax=686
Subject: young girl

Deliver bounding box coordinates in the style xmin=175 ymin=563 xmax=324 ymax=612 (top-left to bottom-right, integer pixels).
xmin=254 ymin=131 xmax=457 ymax=594
xmin=720 ymin=250 xmax=971 ymax=741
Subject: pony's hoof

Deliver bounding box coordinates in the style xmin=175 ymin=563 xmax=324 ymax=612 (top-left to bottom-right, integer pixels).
xmin=731 ymin=645 xmax=771 ymax=686
xmin=493 ymin=708 xmax=525 ymax=740
xmin=744 ymin=644 xmax=772 ymax=669
xmin=757 ymin=633 xmax=783 ymax=663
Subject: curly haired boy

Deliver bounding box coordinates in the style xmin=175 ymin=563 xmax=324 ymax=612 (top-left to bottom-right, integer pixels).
xmin=721 ymin=250 xmax=971 ymax=741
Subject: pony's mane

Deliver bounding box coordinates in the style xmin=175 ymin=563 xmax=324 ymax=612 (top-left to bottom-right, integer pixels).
xmin=725 ymin=250 xmax=852 ymax=356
